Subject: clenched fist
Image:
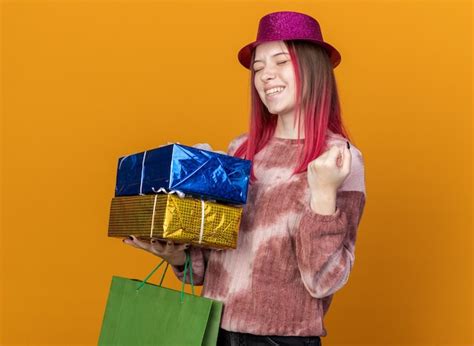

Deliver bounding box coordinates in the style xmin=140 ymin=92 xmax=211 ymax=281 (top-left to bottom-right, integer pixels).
xmin=307 ymin=143 xmax=352 ymax=212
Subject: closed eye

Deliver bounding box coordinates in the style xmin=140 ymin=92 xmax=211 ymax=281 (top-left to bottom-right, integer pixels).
xmin=253 ymin=61 xmax=288 ymax=73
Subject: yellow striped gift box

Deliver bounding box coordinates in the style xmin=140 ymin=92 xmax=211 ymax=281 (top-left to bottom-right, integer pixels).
xmin=108 ymin=194 xmax=242 ymax=249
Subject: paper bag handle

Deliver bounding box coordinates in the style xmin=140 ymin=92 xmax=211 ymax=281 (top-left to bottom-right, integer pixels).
xmin=136 ymin=250 xmax=195 ymax=301
xmin=181 ymin=251 xmax=195 ymax=300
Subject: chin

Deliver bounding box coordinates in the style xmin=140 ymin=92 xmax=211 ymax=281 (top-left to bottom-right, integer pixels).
xmin=266 ymin=108 xmax=278 ymax=115
xmin=267 ymin=105 xmax=289 ymax=115
xmin=264 ymin=102 xmax=281 ymax=113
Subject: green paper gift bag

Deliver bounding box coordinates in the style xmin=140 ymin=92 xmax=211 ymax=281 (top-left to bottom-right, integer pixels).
xmin=98 ymin=253 xmax=223 ymax=345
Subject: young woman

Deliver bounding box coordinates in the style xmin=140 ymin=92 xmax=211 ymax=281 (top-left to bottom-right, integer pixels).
xmin=124 ymin=11 xmax=366 ymax=346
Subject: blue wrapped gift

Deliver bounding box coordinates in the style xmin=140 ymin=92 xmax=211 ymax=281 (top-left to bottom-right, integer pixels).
xmin=115 ymin=143 xmax=251 ymax=204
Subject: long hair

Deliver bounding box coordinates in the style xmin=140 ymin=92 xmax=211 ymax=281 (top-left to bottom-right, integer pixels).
xmin=234 ymin=40 xmax=351 ymax=182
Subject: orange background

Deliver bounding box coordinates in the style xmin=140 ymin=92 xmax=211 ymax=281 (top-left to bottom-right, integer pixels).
xmin=1 ymin=1 xmax=472 ymax=345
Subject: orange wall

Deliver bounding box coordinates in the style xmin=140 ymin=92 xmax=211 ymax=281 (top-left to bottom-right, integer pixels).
xmin=1 ymin=1 xmax=472 ymax=345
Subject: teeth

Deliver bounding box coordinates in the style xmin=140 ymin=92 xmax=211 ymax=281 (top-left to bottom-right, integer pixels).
xmin=265 ymin=87 xmax=285 ymax=95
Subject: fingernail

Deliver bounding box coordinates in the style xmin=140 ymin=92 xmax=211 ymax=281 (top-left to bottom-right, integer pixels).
xmin=346 ymin=141 xmax=350 ymax=149
xmin=167 ymin=241 xmax=172 ymax=245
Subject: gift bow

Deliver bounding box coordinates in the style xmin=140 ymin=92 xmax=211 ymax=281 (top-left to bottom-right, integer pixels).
xmin=151 ymin=187 xmax=185 ymax=199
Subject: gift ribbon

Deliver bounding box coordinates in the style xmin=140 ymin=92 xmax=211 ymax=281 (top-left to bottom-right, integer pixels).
xmin=118 ymin=155 xmax=129 ymax=170
xmin=136 ymin=149 xmax=186 ymax=197
xmin=117 ymin=151 xmax=148 ymax=195
xmin=116 ymin=150 xmax=151 ymax=196
xmin=199 ymin=200 xmax=205 ymax=244
xmin=149 ymin=194 xmax=158 ymax=238
xmin=139 ymin=151 xmax=147 ymax=195
xmin=151 ymin=187 xmax=185 ymax=199
xmin=149 ymin=187 xmax=186 ymax=238
xmin=149 ymin=189 xmax=206 ymax=245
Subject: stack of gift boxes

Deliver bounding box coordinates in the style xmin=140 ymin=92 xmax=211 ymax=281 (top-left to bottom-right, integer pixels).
xmin=107 ymin=143 xmax=251 ymax=249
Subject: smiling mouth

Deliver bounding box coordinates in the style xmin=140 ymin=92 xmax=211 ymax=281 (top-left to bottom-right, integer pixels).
xmin=265 ymin=87 xmax=285 ymax=97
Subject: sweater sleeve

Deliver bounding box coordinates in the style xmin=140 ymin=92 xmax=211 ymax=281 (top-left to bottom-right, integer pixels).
xmin=226 ymin=133 xmax=248 ymax=157
xmin=293 ymin=147 xmax=366 ymax=299
xmin=171 ymin=248 xmax=210 ymax=285
xmin=171 ymin=134 xmax=248 ymax=284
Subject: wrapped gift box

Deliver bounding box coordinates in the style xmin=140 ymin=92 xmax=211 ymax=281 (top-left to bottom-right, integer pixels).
xmin=108 ymin=194 xmax=241 ymax=249
xmin=115 ymin=144 xmax=251 ymax=205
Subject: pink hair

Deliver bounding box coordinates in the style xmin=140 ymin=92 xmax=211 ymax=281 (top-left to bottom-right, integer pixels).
xmin=234 ymin=40 xmax=351 ymax=182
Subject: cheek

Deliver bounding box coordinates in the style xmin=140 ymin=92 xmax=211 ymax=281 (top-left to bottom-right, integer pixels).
xmin=286 ymin=80 xmax=297 ymax=101
xmin=254 ymin=80 xmax=266 ymax=101
xmin=283 ymin=70 xmax=296 ymax=89
xmin=254 ymin=78 xmax=263 ymax=93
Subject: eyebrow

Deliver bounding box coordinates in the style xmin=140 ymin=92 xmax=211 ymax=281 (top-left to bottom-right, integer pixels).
xmin=253 ymin=52 xmax=290 ymax=65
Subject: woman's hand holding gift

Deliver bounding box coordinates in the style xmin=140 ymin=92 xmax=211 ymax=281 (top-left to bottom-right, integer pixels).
xmin=123 ymin=236 xmax=188 ymax=266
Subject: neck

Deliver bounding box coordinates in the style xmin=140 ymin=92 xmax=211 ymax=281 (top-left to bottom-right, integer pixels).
xmin=274 ymin=111 xmax=304 ymax=139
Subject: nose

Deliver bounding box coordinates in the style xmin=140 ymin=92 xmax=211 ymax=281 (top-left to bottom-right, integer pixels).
xmin=260 ymin=66 xmax=276 ymax=82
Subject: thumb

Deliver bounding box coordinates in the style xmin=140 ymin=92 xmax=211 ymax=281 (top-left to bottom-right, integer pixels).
xmin=174 ymin=243 xmax=190 ymax=252
xmin=327 ymin=145 xmax=343 ymax=166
